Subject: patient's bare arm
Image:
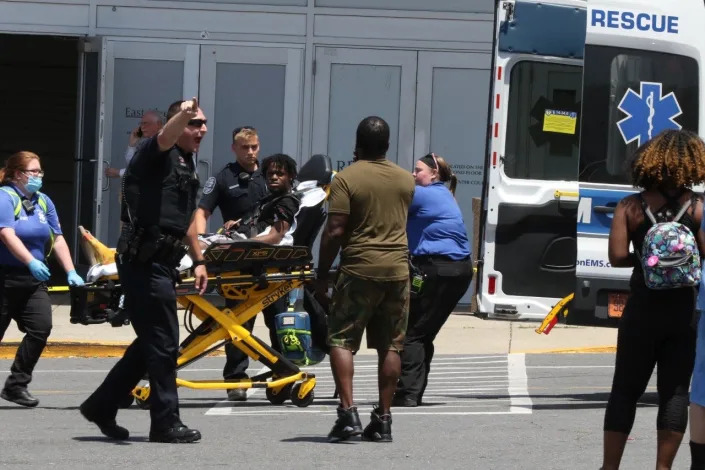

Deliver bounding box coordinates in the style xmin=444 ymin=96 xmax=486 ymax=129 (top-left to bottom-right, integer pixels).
xmin=253 ymin=220 xmax=289 ymax=245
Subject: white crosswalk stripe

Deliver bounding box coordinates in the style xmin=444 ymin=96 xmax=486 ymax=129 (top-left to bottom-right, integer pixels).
xmin=205 ymin=354 xmax=533 ymax=416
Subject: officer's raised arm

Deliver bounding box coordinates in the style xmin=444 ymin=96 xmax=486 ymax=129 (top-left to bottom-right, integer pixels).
xmin=157 ymin=97 xmax=199 ymax=152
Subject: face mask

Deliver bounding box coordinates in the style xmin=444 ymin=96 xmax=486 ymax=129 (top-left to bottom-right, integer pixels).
xmin=26 ymin=176 xmax=42 ymax=193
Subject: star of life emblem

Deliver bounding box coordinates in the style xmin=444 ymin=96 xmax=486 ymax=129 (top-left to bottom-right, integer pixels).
xmin=617 ymin=81 xmax=682 ymax=147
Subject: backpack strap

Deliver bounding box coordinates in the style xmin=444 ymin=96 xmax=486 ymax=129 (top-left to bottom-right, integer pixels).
xmin=639 ymin=194 xmax=659 ymax=225
xmin=36 ymin=192 xmax=55 ymax=257
xmin=0 ymin=186 xmax=22 ymax=218
xmin=0 ymin=186 xmax=55 ymax=258
xmin=672 ymin=197 xmax=693 ymax=223
xmin=640 ymin=191 xmax=692 ymax=225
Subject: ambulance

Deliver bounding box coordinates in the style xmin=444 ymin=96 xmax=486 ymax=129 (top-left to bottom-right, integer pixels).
xmin=474 ymin=0 xmax=705 ymax=327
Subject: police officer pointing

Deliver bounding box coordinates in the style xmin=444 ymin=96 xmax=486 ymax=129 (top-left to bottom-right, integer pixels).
xmin=80 ymin=98 xmax=208 ymax=443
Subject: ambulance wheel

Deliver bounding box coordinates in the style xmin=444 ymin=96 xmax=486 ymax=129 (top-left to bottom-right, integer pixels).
xmin=290 ymin=383 xmax=314 ymax=408
xmin=266 ymin=384 xmax=292 ymax=405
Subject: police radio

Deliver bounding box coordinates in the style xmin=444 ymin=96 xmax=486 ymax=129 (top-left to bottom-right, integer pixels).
xmin=22 ymin=199 xmax=35 ymax=215
xmin=238 ymin=172 xmax=251 ymax=186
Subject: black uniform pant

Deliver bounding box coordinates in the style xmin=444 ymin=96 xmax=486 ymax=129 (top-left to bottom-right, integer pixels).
xmin=223 ymin=297 xmax=287 ymax=380
xmin=396 ymin=257 xmax=473 ymax=403
xmin=0 ymin=270 xmax=52 ymax=393
xmin=82 ymin=259 xmax=181 ymax=432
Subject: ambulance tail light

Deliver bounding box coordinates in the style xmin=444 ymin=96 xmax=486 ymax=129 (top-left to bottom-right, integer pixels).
xmin=488 ymin=275 xmax=497 ymax=295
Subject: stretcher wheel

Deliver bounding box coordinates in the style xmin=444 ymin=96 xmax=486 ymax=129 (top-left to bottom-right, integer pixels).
xmin=266 ymin=384 xmax=292 ymax=405
xmin=135 ymin=395 xmax=151 ymax=410
xmin=290 ymin=383 xmax=314 ymax=408
xmin=133 ymin=386 xmax=152 ymax=410
xmin=118 ymin=393 xmax=135 ymax=409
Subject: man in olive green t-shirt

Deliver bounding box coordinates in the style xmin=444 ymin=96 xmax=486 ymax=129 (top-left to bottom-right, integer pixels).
xmin=315 ymin=116 xmax=415 ymax=443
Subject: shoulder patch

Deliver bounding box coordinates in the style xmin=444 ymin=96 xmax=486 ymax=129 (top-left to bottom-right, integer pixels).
xmin=203 ymin=177 xmax=216 ymax=195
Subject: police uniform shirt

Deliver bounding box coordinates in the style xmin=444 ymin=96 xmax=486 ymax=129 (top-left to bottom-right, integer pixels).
xmin=198 ymin=162 xmax=268 ymax=222
xmin=121 ymin=136 xmax=199 ymax=236
xmin=0 ymin=185 xmax=62 ymax=267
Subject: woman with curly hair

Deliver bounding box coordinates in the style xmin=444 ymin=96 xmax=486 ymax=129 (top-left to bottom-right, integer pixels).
xmin=603 ymin=129 xmax=705 ymax=470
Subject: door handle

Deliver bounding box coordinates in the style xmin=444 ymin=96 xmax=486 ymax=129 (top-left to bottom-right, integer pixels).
xmin=594 ymin=205 xmax=615 ymax=214
xmin=102 ymin=159 xmax=111 ymax=192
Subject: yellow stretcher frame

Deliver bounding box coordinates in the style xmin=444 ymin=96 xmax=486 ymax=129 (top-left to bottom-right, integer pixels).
xmin=535 ymin=293 xmax=574 ymax=335
xmin=128 ymin=264 xmax=319 ymax=408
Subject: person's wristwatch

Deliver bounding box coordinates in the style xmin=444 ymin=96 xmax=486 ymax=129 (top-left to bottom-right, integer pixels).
xmin=192 ymin=259 xmax=206 ymax=267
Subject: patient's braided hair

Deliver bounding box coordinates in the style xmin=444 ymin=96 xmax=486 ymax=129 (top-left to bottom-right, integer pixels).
xmin=630 ymin=129 xmax=705 ymax=191
xmin=261 ymin=153 xmax=297 ymax=180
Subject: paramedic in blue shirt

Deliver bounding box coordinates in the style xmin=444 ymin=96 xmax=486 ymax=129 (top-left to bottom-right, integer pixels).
xmin=393 ymin=153 xmax=473 ymax=408
xmin=0 ymin=151 xmax=84 ymax=408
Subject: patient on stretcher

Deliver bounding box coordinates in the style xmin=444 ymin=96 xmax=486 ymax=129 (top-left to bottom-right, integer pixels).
xmin=221 ymin=153 xmax=300 ymax=247
xmin=84 ymin=153 xmax=328 ymax=282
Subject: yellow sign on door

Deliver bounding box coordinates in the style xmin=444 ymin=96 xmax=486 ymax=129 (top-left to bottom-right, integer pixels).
xmin=543 ymin=109 xmax=578 ymax=135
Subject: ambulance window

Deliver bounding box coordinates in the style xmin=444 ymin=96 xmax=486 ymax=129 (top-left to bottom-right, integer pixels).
xmin=579 ymin=46 xmax=699 ymax=184
xmin=503 ymin=61 xmax=582 ymax=181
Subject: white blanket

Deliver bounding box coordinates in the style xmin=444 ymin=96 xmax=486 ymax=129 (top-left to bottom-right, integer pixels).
xmin=85 ymin=233 xmax=234 ymax=282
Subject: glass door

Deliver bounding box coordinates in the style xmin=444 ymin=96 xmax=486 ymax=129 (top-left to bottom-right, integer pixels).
xmin=97 ymin=40 xmax=199 ymax=246
xmin=198 ymin=45 xmax=304 ymax=231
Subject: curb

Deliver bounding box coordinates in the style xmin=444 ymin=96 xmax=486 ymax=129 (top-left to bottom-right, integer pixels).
xmin=0 ymin=341 xmax=227 ymax=359
xmin=516 ymin=345 xmax=616 ymax=354
xmin=0 ymin=342 xmax=618 ymax=359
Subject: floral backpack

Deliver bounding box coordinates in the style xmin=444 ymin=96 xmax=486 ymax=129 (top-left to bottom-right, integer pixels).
xmin=638 ymin=195 xmax=701 ymax=289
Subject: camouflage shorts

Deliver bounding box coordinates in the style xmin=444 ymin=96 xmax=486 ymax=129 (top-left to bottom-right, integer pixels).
xmin=326 ymin=271 xmax=410 ymax=353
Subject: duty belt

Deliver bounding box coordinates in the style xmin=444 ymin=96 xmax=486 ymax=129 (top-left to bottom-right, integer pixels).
xmin=117 ymin=225 xmax=188 ymax=268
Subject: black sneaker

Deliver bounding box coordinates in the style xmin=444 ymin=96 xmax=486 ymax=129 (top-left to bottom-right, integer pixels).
xmin=362 ymin=407 xmax=392 ymax=443
xmin=327 ymin=406 xmax=363 ymax=443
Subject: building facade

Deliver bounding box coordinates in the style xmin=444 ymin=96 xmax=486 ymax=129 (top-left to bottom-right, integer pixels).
xmin=0 ymin=0 xmax=494 ymax=299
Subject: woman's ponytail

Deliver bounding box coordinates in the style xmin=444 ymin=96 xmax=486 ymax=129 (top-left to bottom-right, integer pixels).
xmin=434 ymin=155 xmax=457 ymax=196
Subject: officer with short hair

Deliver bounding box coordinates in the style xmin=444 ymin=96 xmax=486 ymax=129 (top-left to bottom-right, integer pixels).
xmin=187 ymin=126 xmax=286 ymax=402
xmin=80 ymin=98 xmax=209 ymax=443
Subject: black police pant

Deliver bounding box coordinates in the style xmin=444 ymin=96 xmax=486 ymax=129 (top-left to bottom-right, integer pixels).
xmin=83 ymin=259 xmax=181 ymax=432
xmin=396 ymin=257 xmax=473 ymax=403
xmin=223 ymin=297 xmax=287 ymax=380
xmin=0 ymin=270 xmax=52 ymax=393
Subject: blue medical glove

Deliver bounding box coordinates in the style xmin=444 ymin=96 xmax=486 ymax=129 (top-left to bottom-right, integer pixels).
xmin=67 ymin=270 xmax=85 ymax=287
xmin=27 ymin=258 xmax=51 ymax=282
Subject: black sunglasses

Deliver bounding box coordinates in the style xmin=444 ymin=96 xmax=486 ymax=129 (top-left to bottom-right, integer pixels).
xmin=188 ymin=119 xmax=207 ymax=128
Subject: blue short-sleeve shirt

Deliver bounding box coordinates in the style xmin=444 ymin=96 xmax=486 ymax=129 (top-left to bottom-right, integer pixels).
xmin=0 ymin=184 xmax=62 ymax=267
xmin=407 ymin=182 xmax=471 ymax=260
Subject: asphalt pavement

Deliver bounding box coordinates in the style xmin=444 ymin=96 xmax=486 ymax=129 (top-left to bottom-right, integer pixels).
xmin=0 ymin=353 xmax=683 ymax=469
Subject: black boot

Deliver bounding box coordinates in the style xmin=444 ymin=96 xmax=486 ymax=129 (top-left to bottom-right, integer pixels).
xmin=1 ymin=388 xmax=39 ymax=408
xmin=79 ymin=402 xmax=129 ymax=440
xmin=362 ymin=407 xmax=392 ymax=443
xmin=327 ymin=406 xmax=363 ymax=443
xmin=149 ymin=425 xmax=202 ymax=443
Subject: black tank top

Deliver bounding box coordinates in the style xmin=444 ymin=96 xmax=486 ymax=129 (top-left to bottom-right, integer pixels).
xmin=629 ymin=191 xmax=700 ymax=291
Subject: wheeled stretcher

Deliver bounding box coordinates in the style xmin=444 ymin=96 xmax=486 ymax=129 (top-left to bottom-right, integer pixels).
xmin=67 ymin=155 xmax=333 ymax=408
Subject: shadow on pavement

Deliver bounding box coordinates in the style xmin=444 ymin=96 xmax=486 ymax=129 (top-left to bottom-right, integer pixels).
xmin=280 ymin=436 xmax=348 ymax=444
xmin=438 ymin=392 xmax=659 ymax=411
xmin=174 ymin=398 xmax=342 ymax=409
xmin=72 ymin=436 xmax=144 ymax=445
